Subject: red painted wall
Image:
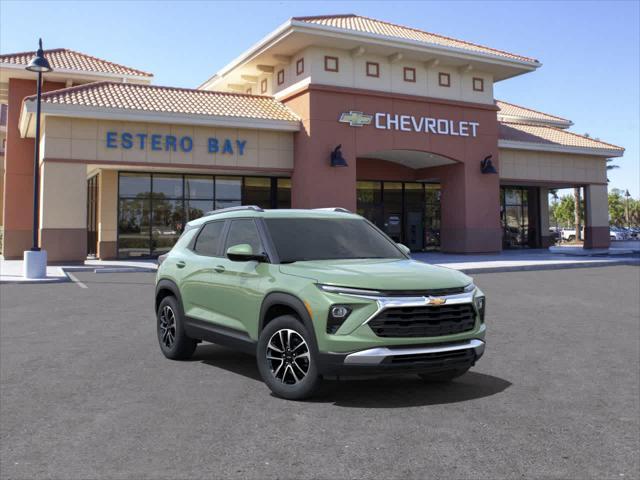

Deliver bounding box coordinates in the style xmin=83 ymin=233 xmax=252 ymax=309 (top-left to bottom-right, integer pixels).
xmin=2 ymin=78 xmax=66 ymax=259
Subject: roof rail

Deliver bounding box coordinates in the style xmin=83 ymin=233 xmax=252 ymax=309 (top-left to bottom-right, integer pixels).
xmin=204 ymin=205 xmax=264 ymax=216
xmin=313 ymin=207 xmax=352 ymax=213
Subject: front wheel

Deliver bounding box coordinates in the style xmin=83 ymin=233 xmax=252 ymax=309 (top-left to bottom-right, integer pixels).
xmin=257 ymin=315 xmax=322 ymax=400
xmin=418 ymin=368 xmax=470 ymax=383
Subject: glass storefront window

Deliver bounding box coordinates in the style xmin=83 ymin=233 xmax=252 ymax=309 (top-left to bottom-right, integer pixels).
xmin=277 ymin=178 xmax=291 ymax=209
xmin=117 ymin=173 xmax=289 ymax=258
xmin=215 ymin=177 xmax=242 ymax=210
xmin=119 ymin=173 xmax=151 ymax=197
xmin=244 ymin=177 xmax=272 ymax=209
xmin=153 ymin=174 xmax=183 ymax=199
xmin=501 ymin=186 xmax=538 ymax=248
xmin=356 ymin=181 xmax=441 ymax=251
xmin=185 ymin=176 xmax=214 ymax=200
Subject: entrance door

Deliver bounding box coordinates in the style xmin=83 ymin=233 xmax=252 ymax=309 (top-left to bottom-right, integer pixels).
xmin=86 ymin=175 xmax=99 ymax=257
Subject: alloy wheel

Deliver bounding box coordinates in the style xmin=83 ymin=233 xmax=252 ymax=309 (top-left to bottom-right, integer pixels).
xmin=266 ymin=328 xmax=310 ymax=385
xmin=159 ymin=305 xmax=176 ymax=349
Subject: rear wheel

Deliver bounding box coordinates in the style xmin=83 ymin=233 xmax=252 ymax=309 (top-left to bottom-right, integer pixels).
xmin=157 ymin=296 xmax=197 ymax=360
xmin=418 ymin=368 xmax=470 ymax=383
xmin=257 ymin=315 xmax=321 ymax=400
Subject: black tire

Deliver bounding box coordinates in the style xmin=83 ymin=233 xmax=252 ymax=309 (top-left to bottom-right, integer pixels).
xmin=257 ymin=315 xmax=322 ymax=400
xmin=157 ymin=295 xmax=197 ymax=360
xmin=418 ymin=368 xmax=470 ymax=383
xmin=567 ymin=235 xmax=575 ymax=242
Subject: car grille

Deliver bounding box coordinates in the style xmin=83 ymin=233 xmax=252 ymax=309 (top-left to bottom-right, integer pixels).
xmin=387 ymin=347 xmax=476 ymax=366
xmin=380 ymin=286 xmax=465 ymax=297
xmin=368 ymin=303 xmax=476 ymax=338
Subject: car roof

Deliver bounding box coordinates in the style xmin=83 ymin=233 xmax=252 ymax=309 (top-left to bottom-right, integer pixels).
xmin=185 ymin=207 xmax=361 ymax=227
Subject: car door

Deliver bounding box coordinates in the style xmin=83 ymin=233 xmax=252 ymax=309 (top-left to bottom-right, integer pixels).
xmin=179 ymin=220 xmax=242 ymax=329
xmin=213 ymin=218 xmax=271 ymax=338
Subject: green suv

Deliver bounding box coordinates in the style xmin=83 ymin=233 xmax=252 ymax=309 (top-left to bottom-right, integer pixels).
xmin=155 ymin=206 xmax=486 ymax=399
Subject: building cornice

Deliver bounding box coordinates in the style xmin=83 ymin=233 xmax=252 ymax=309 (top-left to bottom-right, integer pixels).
xmin=498 ymin=140 xmax=623 ymax=158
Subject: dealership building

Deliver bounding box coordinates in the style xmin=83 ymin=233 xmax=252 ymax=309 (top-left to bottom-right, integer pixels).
xmin=0 ymin=14 xmax=624 ymax=261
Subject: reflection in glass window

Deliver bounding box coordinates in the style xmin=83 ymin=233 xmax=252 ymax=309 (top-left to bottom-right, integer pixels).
xmin=277 ymin=178 xmax=291 ymax=209
xmin=119 ymin=173 xmax=151 ymax=197
xmin=151 ymin=199 xmax=184 ymax=255
xmin=215 ymin=177 xmax=241 ymax=210
xmin=185 ymin=176 xmax=214 ymax=200
xmin=186 ymin=199 xmax=214 ymax=222
xmin=118 ymin=198 xmax=151 ymax=257
xmin=244 ymin=177 xmax=272 ymax=209
xmin=153 ymin=175 xmax=183 ymax=199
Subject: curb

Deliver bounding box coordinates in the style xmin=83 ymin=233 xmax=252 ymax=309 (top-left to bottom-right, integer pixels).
xmin=456 ymin=259 xmax=640 ymax=274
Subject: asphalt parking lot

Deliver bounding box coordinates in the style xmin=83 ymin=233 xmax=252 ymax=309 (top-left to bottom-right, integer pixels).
xmin=1 ymin=266 xmax=639 ymax=479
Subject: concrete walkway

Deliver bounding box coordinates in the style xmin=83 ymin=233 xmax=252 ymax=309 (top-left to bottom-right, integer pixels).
xmin=1 ymin=249 xmax=637 ymax=284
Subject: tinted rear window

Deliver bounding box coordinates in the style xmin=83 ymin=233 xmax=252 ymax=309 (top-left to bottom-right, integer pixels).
xmin=265 ymin=218 xmax=404 ymax=263
xmin=194 ymin=221 xmax=225 ymax=256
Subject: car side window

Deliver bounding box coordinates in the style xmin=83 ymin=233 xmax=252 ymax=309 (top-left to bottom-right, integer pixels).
xmin=193 ymin=221 xmax=225 ymax=256
xmin=225 ymin=219 xmax=264 ymax=255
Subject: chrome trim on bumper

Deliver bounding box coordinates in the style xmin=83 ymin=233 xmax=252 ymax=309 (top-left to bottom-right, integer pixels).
xmin=343 ymin=339 xmax=485 ymax=365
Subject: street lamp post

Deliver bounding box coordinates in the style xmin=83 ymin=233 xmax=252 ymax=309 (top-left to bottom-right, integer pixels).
xmin=23 ymin=39 xmax=52 ymax=279
xmin=625 ymin=189 xmax=631 ymax=230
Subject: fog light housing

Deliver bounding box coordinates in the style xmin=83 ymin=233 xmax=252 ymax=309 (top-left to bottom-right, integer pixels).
xmin=327 ymin=305 xmax=352 ymax=334
xmin=475 ymin=296 xmax=486 ymax=323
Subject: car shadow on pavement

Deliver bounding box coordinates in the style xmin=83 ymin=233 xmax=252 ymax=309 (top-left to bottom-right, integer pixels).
xmin=194 ymin=344 xmax=511 ymax=407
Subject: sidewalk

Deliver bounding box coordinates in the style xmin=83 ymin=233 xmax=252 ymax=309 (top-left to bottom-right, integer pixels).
xmin=0 ymin=258 xmax=157 ymax=284
xmin=2 ymin=249 xmax=637 ymax=284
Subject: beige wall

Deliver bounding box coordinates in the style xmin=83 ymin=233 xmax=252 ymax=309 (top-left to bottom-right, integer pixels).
xmin=499 ymin=149 xmax=607 ymax=184
xmin=98 ymin=169 xmax=118 ymax=243
xmin=584 ymin=184 xmax=609 ymax=228
xmin=40 ymin=161 xmax=86 ymax=229
xmin=42 ymin=117 xmax=294 ymax=170
xmin=266 ymin=46 xmax=494 ymax=104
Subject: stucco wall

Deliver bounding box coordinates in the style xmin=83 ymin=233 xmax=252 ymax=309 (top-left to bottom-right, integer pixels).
xmin=273 ymin=46 xmax=494 ymax=105
xmin=499 ymin=148 xmax=607 ymax=184
xmin=41 ymin=117 xmax=294 ymax=171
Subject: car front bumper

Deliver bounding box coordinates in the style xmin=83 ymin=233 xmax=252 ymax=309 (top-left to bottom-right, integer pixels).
xmin=316 ymin=338 xmax=485 ymax=376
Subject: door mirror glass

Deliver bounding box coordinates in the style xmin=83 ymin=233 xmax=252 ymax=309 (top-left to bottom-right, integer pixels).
xmin=226 ymin=243 xmax=266 ymax=262
xmin=396 ymin=243 xmax=411 ymax=255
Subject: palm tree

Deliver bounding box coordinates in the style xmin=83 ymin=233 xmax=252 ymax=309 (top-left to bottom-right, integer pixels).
xmin=574 ymin=187 xmax=581 ymax=241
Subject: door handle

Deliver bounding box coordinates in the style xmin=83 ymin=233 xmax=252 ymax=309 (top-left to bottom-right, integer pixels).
xmin=214 ymin=265 xmax=226 ymax=273
xmin=176 ymin=261 xmax=186 ymax=269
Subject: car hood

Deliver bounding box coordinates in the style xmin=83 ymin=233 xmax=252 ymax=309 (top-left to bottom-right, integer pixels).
xmin=279 ymin=258 xmax=471 ymax=291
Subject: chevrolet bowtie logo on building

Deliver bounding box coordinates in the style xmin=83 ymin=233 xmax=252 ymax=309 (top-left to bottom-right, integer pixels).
xmin=427 ymin=297 xmax=447 ymax=306
xmin=338 ymin=111 xmax=373 ymax=127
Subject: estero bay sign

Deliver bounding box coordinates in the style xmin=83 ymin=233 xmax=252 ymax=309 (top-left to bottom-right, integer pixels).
xmin=339 ymin=111 xmax=480 ymax=137
xmin=105 ymin=131 xmax=248 ymax=155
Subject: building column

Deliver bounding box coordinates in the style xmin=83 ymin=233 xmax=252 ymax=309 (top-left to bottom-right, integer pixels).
xmin=539 ymin=187 xmax=553 ymax=247
xmin=427 ymin=161 xmax=502 ymax=253
xmin=584 ymin=184 xmax=610 ymax=249
xmin=39 ymin=161 xmax=87 ymax=262
xmin=97 ymin=170 xmax=118 ymax=259
xmin=285 ymin=91 xmax=357 ymax=211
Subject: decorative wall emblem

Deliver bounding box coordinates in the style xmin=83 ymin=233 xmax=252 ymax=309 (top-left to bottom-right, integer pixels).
xmin=338 ymin=111 xmax=374 ymax=127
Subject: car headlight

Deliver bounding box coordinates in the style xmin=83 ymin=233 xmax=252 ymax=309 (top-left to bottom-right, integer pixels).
xmin=326 ymin=305 xmax=352 ymax=334
xmin=474 ymin=296 xmax=486 ymax=323
xmin=463 ymin=282 xmax=476 ymax=293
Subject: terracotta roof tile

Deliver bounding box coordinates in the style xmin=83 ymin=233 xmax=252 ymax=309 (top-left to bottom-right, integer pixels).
xmin=499 ymin=122 xmax=623 ymax=153
xmin=0 ymin=48 xmax=152 ymax=78
xmin=293 ymin=14 xmax=538 ymax=64
xmin=496 ymin=100 xmax=571 ymax=126
xmin=27 ymin=82 xmax=299 ymax=122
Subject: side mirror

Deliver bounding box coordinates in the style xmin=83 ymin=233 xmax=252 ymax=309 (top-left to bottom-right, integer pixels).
xmin=396 ymin=243 xmax=411 ymax=255
xmin=226 ymin=243 xmax=267 ymax=262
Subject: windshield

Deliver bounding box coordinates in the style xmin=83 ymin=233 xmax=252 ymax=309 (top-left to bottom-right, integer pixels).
xmin=265 ymin=217 xmax=406 ymax=263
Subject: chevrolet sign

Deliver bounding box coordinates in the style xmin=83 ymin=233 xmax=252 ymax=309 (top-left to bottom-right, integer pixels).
xmin=339 ymin=111 xmax=480 ymax=137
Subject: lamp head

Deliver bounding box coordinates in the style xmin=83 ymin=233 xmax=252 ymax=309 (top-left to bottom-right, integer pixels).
xmin=26 ymin=39 xmax=53 ymax=73
xmin=330 ymin=144 xmax=348 ymax=167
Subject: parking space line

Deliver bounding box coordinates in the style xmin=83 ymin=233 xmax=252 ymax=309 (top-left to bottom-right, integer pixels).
xmin=67 ymin=272 xmax=88 ymax=289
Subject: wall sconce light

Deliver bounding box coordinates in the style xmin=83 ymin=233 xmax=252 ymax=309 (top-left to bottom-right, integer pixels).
xmin=330 ymin=144 xmax=348 ymax=167
xmin=480 ymin=155 xmax=497 ymax=174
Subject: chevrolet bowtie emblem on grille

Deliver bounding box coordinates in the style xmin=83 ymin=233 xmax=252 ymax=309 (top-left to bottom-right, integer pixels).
xmin=427 ymin=297 xmax=447 ymax=306
xmin=338 ymin=111 xmax=373 ymax=127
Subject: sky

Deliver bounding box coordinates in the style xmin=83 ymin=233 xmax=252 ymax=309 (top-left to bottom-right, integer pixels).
xmin=1 ymin=0 xmax=638 ymax=197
